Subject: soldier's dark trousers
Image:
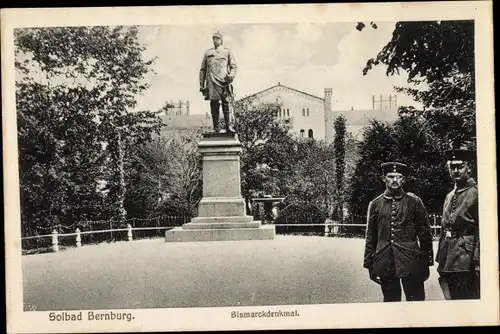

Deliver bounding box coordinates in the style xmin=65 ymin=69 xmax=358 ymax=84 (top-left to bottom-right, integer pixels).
xmin=380 ymin=277 xmax=426 ymax=302
xmin=446 ymin=272 xmax=480 ymax=300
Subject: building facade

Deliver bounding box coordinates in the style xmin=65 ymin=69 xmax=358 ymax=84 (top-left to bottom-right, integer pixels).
xmin=160 ymin=84 xmax=399 ymax=142
xmin=238 ymin=82 xmax=399 ymax=142
xmin=238 ymin=82 xmax=332 ymax=141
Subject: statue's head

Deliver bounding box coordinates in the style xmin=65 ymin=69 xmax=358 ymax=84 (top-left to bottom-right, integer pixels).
xmin=212 ymin=31 xmax=223 ymax=47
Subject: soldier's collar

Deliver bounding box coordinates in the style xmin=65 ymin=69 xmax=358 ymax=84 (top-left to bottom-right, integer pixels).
xmin=455 ymin=177 xmax=476 ymax=193
xmin=383 ymin=190 xmax=406 ymax=200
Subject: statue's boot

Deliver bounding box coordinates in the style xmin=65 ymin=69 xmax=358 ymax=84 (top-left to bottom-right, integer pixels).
xmin=212 ymin=112 xmax=221 ymax=133
xmin=222 ymin=101 xmax=235 ymax=134
xmin=223 ymin=112 xmax=235 ymax=133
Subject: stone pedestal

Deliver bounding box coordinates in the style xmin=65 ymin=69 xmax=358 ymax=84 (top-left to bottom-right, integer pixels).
xmin=165 ymin=132 xmax=275 ymax=242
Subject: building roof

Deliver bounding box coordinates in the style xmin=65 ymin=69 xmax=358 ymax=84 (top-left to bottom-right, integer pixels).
xmin=338 ymin=108 xmax=399 ymax=126
xmin=238 ymin=82 xmax=324 ymax=103
xmin=160 ymin=114 xmax=212 ymax=130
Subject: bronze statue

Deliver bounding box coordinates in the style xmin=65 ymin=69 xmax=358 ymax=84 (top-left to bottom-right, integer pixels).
xmin=199 ymin=31 xmax=237 ymax=133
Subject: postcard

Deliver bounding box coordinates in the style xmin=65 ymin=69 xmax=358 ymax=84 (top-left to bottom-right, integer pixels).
xmin=3 ymin=1 xmax=498 ymax=332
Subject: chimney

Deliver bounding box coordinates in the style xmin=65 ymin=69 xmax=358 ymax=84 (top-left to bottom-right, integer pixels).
xmin=324 ymin=88 xmax=334 ymax=144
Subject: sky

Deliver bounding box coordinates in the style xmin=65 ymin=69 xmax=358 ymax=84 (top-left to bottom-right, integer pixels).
xmin=133 ymin=22 xmax=420 ymax=114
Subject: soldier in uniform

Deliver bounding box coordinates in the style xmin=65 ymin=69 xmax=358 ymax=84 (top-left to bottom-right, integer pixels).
xmin=363 ymin=162 xmax=434 ymax=302
xmin=199 ymin=31 xmax=237 ymax=133
xmin=436 ymin=149 xmax=480 ymax=300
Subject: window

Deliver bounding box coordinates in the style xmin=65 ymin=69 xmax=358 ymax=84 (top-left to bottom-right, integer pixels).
xmin=307 ymin=108 xmax=310 ymax=116
xmin=287 ymin=109 xmax=290 ymax=117
xmin=308 ymin=129 xmax=314 ymax=138
xmin=300 ymin=129 xmax=305 ymax=138
xmin=302 ymin=108 xmax=305 ymax=116
xmin=279 ymin=109 xmax=282 ymax=117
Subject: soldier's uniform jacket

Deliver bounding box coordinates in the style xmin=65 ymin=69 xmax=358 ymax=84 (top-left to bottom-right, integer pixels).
xmin=436 ymin=178 xmax=479 ymax=273
xmin=199 ymin=46 xmax=237 ymax=101
xmin=363 ymin=191 xmax=434 ymax=280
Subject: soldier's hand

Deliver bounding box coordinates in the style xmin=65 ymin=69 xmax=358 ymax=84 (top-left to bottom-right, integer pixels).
xmin=475 ymin=263 xmax=480 ymax=275
xmin=369 ymin=270 xmax=381 ymax=285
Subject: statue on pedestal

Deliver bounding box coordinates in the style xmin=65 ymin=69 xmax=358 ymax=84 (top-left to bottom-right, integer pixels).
xmin=199 ymin=31 xmax=237 ymax=134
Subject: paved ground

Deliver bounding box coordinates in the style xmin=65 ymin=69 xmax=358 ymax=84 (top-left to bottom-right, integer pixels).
xmin=22 ymin=236 xmax=444 ymax=310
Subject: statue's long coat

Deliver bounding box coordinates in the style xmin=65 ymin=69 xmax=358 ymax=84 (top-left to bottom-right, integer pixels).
xmin=199 ymin=46 xmax=237 ymax=101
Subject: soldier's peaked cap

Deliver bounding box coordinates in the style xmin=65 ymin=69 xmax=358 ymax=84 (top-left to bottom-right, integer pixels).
xmin=212 ymin=31 xmax=223 ymax=39
xmin=381 ymin=162 xmax=410 ymax=176
xmin=445 ymin=149 xmax=475 ymax=162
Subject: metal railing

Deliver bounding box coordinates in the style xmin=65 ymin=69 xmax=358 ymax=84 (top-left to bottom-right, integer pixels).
xmin=20 ymin=214 xmax=443 ymax=253
xmin=273 ymin=222 xmax=442 ymax=237
xmin=22 ymin=224 xmax=176 ymax=253
xmin=21 ymin=215 xmax=187 ymax=254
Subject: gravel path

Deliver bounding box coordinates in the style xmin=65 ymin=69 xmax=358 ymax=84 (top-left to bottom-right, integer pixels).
xmin=22 ymin=236 xmax=444 ymax=311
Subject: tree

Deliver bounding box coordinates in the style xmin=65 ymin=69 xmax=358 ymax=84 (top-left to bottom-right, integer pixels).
xmin=232 ymin=98 xmax=294 ymax=208
xmin=161 ymin=129 xmax=203 ymax=217
xmin=125 ymin=129 xmax=203 ymax=218
xmin=282 ymin=139 xmax=337 ymax=218
xmin=348 ymin=116 xmax=452 ymax=216
xmin=362 ymin=20 xmax=475 ymax=150
xmin=16 ymin=72 xmax=106 ymax=235
xmin=333 ymin=115 xmax=347 ymax=220
xmin=348 ymin=120 xmax=396 ymax=216
xmin=15 ymin=26 xmax=164 ymax=234
xmin=232 ymin=98 xmax=353 ymax=221
xmin=391 ymin=114 xmax=451 ymax=213
xmin=348 ymin=20 xmax=476 ymax=216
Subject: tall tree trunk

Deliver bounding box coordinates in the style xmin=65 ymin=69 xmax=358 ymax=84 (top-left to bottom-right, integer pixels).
xmin=116 ymin=129 xmax=127 ymax=222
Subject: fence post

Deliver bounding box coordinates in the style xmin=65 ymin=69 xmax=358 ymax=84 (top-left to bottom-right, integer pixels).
xmin=432 ymin=214 xmax=435 ymax=236
xmin=76 ymin=228 xmax=81 ymax=247
xmin=51 ymin=229 xmax=59 ymax=252
xmin=127 ymin=224 xmax=133 ymax=241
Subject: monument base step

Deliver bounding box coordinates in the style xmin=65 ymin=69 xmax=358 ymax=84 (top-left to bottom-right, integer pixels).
xmin=183 ymin=222 xmax=261 ymax=230
xmin=185 ymin=216 xmax=256 ymax=229
xmin=190 ymin=215 xmax=254 ymax=223
xmin=165 ymin=225 xmax=275 ymax=242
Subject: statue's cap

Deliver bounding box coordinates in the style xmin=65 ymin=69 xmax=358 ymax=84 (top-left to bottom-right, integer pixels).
xmin=212 ymin=31 xmax=223 ymax=39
